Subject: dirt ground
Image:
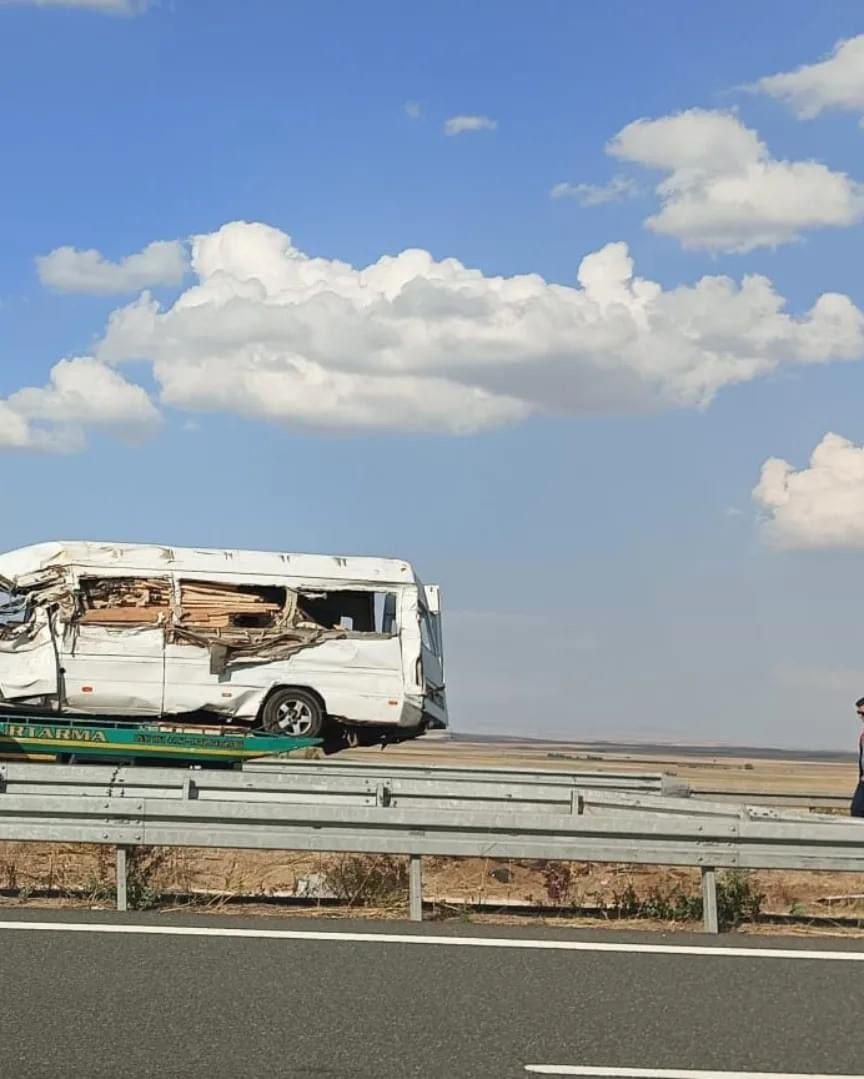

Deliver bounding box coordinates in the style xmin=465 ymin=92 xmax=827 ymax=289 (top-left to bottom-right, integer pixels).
xmin=1 ymin=738 xmax=861 ymax=931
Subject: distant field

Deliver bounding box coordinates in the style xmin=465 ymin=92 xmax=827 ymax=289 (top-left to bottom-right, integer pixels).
xmin=448 ymin=732 xmax=854 ymax=762
xmin=339 ymin=733 xmax=858 ymax=805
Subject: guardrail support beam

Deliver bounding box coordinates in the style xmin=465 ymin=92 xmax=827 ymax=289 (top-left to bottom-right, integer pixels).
xmin=116 ymin=846 xmax=128 ymax=913
xmin=409 ymin=854 xmax=423 ymax=922
xmin=701 ymin=866 xmax=718 ymax=934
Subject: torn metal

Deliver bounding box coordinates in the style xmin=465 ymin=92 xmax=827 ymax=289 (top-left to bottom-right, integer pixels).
xmin=4 ymin=569 xmax=344 ymax=672
xmin=78 ymin=574 xmax=346 ymax=671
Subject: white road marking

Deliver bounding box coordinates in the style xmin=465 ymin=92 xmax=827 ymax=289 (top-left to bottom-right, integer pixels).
xmin=0 ymin=920 xmax=863 ymax=962
xmin=525 ymin=1069 xmax=864 ymax=1078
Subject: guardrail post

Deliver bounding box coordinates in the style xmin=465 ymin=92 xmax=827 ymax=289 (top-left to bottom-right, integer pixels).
xmin=116 ymin=846 xmax=128 ymax=913
xmin=409 ymin=854 xmax=423 ymax=922
xmin=701 ymin=866 xmax=718 ymax=933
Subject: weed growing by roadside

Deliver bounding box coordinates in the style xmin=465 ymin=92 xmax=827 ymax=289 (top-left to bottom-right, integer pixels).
xmin=82 ymin=846 xmax=116 ymax=905
xmin=125 ymin=847 xmax=172 ymax=910
xmin=612 ymin=869 xmax=764 ymax=928
xmin=0 ymin=853 xmax=19 ymax=892
xmin=611 ymin=881 xmax=703 ymax=922
xmin=322 ymin=854 xmax=408 ymax=908
xmin=540 ymin=862 xmax=573 ymax=904
xmin=717 ymin=869 xmax=765 ymax=927
xmin=535 ymin=860 xmax=765 ymax=929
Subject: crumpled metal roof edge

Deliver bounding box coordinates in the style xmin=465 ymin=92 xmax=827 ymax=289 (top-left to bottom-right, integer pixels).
xmin=0 ymin=541 xmax=418 ymax=590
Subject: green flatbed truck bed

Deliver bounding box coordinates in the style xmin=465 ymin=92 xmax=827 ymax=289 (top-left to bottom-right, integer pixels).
xmin=0 ymin=715 xmax=319 ymax=766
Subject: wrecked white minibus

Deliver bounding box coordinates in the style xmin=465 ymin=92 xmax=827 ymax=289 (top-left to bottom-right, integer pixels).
xmin=0 ymin=542 xmax=447 ymax=744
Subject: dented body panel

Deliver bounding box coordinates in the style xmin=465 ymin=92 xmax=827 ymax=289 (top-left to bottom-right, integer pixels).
xmin=0 ymin=541 xmax=447 ymax=739
xmin=0 ymin=608 xmax=57 ymax=699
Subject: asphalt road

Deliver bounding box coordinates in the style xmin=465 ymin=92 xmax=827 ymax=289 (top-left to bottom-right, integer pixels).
xmin=1 ymin=910 xmax=862 ymax=1079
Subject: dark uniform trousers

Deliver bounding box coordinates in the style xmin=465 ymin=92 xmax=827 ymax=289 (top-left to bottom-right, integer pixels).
xmin=853 ymin=729 xmax=864 ymax=817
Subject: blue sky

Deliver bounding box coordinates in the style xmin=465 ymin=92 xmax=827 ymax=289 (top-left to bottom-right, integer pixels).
xmin=3 ymin=0 xmax=864 ymax=747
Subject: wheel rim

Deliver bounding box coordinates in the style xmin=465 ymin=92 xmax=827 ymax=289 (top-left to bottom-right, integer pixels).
xmin=274 ymin=699 xmax=315 ymax=736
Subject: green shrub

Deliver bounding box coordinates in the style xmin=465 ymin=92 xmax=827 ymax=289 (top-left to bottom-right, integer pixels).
xmin=611 ymin=869 xmax=763 ymax=929
xmin=716 ymin=869 xmax=764 ymax=927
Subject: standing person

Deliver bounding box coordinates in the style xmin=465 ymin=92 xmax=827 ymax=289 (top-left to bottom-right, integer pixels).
xmin=852 ymin=697 xmax=864 ymax=818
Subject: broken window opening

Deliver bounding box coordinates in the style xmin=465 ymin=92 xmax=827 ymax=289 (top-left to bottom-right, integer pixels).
xmin=298 ymin=590 xmax=398 ymax=635
xmin=78 ymin=577 xmax=171 ymax=625
xmin=178 ymin=580 xmax=288 ymax=631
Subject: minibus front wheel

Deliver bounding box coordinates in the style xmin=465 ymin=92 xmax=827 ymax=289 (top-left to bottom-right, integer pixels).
xmin=259 ymin=687 xmax=326 ymax=739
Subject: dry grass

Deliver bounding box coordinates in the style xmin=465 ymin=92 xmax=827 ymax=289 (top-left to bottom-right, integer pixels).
xmin=1 ymin=844 xmax=861 ymax=928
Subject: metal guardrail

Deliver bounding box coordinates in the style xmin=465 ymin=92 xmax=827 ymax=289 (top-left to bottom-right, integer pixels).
xmin=246 ymin=758 xmax=691 ymax=796
xmin=0 ymin=761 xmax=860 ymax=932
xmin=0 ymin=761 xmax=690 ymax=816
xmin=696 ymin=789 xmax=848 ymax=811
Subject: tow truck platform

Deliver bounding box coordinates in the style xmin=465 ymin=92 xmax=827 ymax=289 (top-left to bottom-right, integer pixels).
xmin=0 ymin=715 xmax=319 ymax=766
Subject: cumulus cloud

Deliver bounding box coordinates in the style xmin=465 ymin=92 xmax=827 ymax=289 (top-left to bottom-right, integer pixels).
xmin=608 ymin=108 xmax=864 ymax=252
xmin=0 ymin=0 xmax=150 ymax=12
xmin=550 ymin=176 xmax=638 ymax=206
xmin=73 ymin=220 xmax=864 ymax=438
xmin=7 ymin=219 xmax=864 ymax=451
xmin=752 ymin=35 xmax=864 ymax=121
xmin=403 ymin=100 xmax=422 ymax=120
xmin=0 ymin=358 xmax=160 ymax=453
xmin=753 ymin=433 xmax=864 ymax=548
xmin=0 ymin=404 xmax=36 ymax=450
xmin=443 ymin=114 xmax=497 ymax=136
xmin=37 ymin=239 xmax=188 ymax=294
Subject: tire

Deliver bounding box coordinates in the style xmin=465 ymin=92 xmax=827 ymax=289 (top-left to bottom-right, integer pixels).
xmin=259 ymin=687 xmax=325 ymax=738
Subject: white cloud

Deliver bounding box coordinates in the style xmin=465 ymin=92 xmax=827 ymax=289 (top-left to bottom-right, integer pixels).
xmin=550 ymin=176 xmax=637 ymax=206
xmin=0 ymin=358 xmax=160 ymax=453
xmin=79 ymin=220 xmax=864 ymax=437
xmin=0 ymin=0 xmax=150 ymax=12
xmin=9 ymin=356 xmax=159 ymax=429
xmin=753 ymin=433 xmax=864 ymax=549
xmin=443 ymin=114 xmax=497 ymax=136
xmin=0 ymin=404 xmax=36 ymax=450
xmin=7 ymin=220 xmax=864 ymax=451
xmin=37 ymin=239 xmax=188 ymax=294
xmin=608 ymin=108 xmax=864 ymax=252
xmin=752 ymin=35 xmax=864 ymax=121
xmin=403 ymin=100 xmax=422 ymax=120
